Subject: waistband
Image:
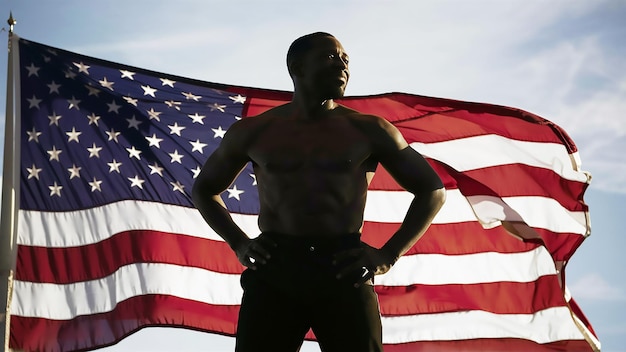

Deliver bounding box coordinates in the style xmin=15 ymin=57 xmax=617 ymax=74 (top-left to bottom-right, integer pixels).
xmin=260 ymin=231 xmax=362 ymax=254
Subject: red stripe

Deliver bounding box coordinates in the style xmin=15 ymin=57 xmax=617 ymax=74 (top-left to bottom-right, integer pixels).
xmin=362 ymin=222 xmax=583 ymax=262
xmin=10 ymin=295 xmax=239 ymax=352
xmin=376 ymin=275 xmax=566 ymax=316
xmin=16 ymin=231 xmax=244 ymax=283
xmin=10 ymin=293 xmax=591 ymax=352
xmin=239 ymin=93 xmax=577 ymax=151
xmin=17 ymin=223 xmax=580 ymax=284
xmin=17 ymin=224 xmax=536 ymax=284
xmin=369 ymin=162 xmax=588 ymax=212
xmin=382 ymin=338 xmax=594 ymax=352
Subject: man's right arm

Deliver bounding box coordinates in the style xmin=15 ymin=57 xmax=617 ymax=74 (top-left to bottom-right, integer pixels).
xmin=191 ymin=121 xmax=273 ymax=269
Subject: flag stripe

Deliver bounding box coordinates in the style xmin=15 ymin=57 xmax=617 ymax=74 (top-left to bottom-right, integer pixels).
xmin=17 ymin=190 xmax=587 ymax=248
xmin=361 ymin=222 xmax=582 ymax=261
xmin=12 ymin=249 xmax=558 ymax=319
xmin=410 ymin=138 xmax=587 ymax=184
xmin=16 ymin=225 xmax=566 ymax=287
xmin=371 ymin=161 xmax=588 ymax=212
xmin=9 ymin=293 xmax=587 ymax=349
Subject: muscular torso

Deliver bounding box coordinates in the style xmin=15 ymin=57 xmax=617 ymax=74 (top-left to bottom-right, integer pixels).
xmin=245 ymin=106 xmax=378 ymax=236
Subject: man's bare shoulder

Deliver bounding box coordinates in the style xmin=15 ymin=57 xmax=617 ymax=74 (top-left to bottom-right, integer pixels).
xmin=337 ymin=104 xmax=409 ymax=152
xmin=225 ymin=103 xmax=289 ymax=136
xmin=338 ymin=105 xmax=397 ymax=133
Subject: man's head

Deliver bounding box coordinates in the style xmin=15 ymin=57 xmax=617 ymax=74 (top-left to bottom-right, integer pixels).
xmin=287 ymin=32 xmax=350 ymax=100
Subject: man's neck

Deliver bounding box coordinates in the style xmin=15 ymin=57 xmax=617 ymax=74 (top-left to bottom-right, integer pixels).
xmin=290 ymin=94 xmax=339 ymax=120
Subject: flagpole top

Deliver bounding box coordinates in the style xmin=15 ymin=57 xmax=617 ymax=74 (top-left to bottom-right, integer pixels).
xmin=7 ymin=12 xmax=16 ymax=33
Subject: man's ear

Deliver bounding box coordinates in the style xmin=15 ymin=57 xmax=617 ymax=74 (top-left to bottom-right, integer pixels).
xmin=289 ymin=60 xmax=304 ymax=78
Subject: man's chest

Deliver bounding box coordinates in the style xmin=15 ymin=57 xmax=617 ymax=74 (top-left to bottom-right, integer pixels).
xmin=248 ymin=121 xmax=373 ymax=172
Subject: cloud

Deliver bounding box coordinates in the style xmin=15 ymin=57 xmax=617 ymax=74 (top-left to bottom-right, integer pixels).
xmin=569 ymin=273 xmax=626 ymax=301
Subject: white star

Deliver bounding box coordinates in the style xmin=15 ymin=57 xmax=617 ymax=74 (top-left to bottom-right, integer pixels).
xmin=148 ymin=162 xmax=164 ymax=176
xmin=146 ymin=133 xmax=163 ymax=148
xmin=226 ymin=185 xmax=244 ymax=200
xmin=120 ymin=69 xmax=136 ymax=80
xmin=160 ymin=78 xmax=176 ymax=87
xmin=229 ymin=94 xmax=246 ymax=104
xmin=25 ymin=63 xmax=40 ymax=77
xmin=87 ymin=113 xmax=101 ymax=126
xmin=168 ymin=150 xmax=184 ymax=164
xmin=27 ymin=95 xmax=42 ymax=109
xmin=67 ymin=164 xmax=82 ymax=179
xmin=123 ymin=96 xmax=138 ymax=107
xmin=212 ymin=126 xmax=227 ymax=138
xmin=182 ymin=92 xmax=201 ymax=101
xmin=47 ymin=81 xmax=61 ymax=94
xmin=87 ymin=143 xmax=103 ymax=158
xmin=128 ymin=175 xmax=145 ymax=189
xmin=209 ymin=103 xmax=227 ymax=112
xmin=85 ymin=85 xmax=101 ymax=96
xmin=26 ymin=127 xmax=42 ymax=142
xmin=66 ymin=127 xmax=82 ymax=143
xmin=107 ymin=159 xmax=122 ymax=173
xmin=99 ymin=77 xmax=115 ymax=90
xmin=106 ymin=129 xmax=120 ymax=142
xmin=126 ymin=115 xmax=142 ymax=130
xmin=64 ymin=69 xmax=77 ymax=79
xmin=48 ymin=112 xmax=62 ymax=125
xmin=190 ymin=139 xmax=208 ymax=153
xmin=168 ymin=122 xmax=186 ymax=136
xmin=164 ymin=100 xmax=181 ymax=110
xmin=235 ymin=115 xmax=242 ymax=120
xmin=250 ymin=173 xmax=257 ymax=186
xmin=47 ymin=146 xmax=62 ymax=161
xmin=73 ymin=61 xmax=90 ymax=74
xmin=26 ymin=164 xmax=43 ymax=180
xmin=141 ymin=85 xmax=157 ymax=97
xmin=126 ymin=146 xmax=142 ymax=160
xmin=89 ymin=177 xmax=103 ymax=192
xmin=49 ymin=182 xmax=63 ymax=197
xmin=146 ymin=108 xmax=162 ymax=121
xmin=67 ymin=96 xmax=81 ymax=110
xmin=188 ymin=112 xmax=206 ymax=124
xmin=170 ymin=181 xmax=185 ymax=193
xmin=191 ymin=166 xmax=202 ymax=179
xmin=107 ymin=100 xmax=122 ymax=114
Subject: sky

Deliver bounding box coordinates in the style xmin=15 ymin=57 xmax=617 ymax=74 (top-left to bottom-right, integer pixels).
xmin=0 ymin=0 xmax=624 ymax=351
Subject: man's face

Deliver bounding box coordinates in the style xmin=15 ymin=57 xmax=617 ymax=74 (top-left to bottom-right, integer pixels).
xmin=299 ymin=36 xmax=350 ymax=99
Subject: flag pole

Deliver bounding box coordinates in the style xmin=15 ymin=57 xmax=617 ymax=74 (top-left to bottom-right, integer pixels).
xmin=1 ymin=12 xmax=20 ymax=352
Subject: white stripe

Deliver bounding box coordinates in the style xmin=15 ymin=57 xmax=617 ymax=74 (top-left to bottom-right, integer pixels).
xmin=11 ymin=263 xmax=243 ymax=319
xmin=381 ymin=307 xmax=586 ymax=344
xmin=365 ymin=190 xmax=587 ymax=235
xmin=411 ymin=135 xmax=590 ymax=184
xmin=11 ymin=271 xmax=583 ymax=344
xmin=18 ymin=190 xmax=586 ymax=248
xmin=11 ymin=247 xmax=556 ymax=319
xmin=365 ymin=189 xmax=477 ymax=224
xmin=467 ymin=195 xmax=588 ymax=234
xmin=378 ymin=246 xmax=557 ymax=286
xmin=17 ymin=200 xmax=260 ymax=247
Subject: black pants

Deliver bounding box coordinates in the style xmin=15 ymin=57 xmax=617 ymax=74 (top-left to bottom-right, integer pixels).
xmin=235 ymin=232 xmax=383 ymax=352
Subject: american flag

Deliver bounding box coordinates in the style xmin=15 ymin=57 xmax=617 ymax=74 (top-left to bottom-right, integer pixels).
xmin=7 ymin=36 xmax=600 ymax=351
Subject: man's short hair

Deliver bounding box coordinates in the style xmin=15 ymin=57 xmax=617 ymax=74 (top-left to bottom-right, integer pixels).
xmin=286 ymin=32 xmax=334 ymax=76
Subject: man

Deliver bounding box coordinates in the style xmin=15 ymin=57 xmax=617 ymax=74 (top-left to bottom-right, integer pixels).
xmin=191 ymin=32 xmax=446 ymax=352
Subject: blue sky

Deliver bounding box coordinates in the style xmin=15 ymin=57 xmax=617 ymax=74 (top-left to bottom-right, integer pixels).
xmin=0 ymin=0 xmax=624 ymax=351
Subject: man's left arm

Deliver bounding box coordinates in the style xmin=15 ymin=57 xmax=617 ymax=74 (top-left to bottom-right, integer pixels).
xmin=335 ymin=116 xmax=446 ymax=286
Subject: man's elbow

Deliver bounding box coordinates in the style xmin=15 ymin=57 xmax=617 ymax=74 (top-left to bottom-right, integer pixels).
xmin=431 ymin=187 xmax=447 ymax=210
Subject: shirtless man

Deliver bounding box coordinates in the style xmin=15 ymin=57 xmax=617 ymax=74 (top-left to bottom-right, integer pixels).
xmin=191 ymin=32 xmax=446 ymax=352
